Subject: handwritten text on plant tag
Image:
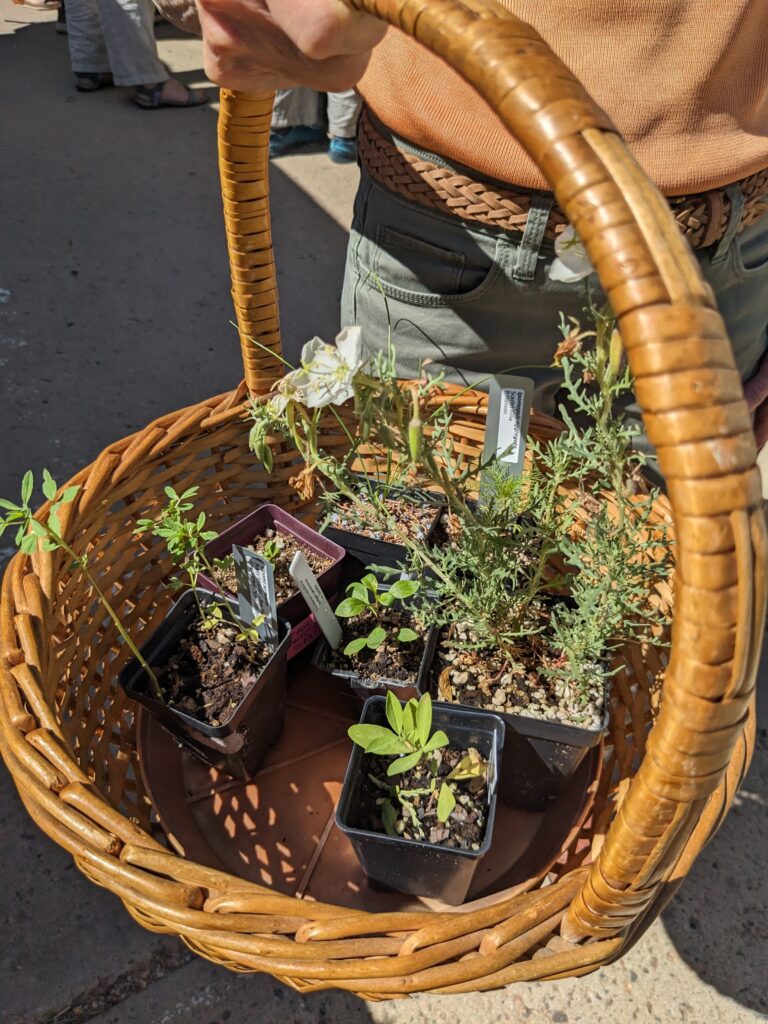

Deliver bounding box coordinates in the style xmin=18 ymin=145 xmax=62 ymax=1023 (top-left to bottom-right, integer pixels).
xmin=232 ymin=544 xmax=279 ymax=648
xmin=288 ymin=551 xmax=343 ymax=650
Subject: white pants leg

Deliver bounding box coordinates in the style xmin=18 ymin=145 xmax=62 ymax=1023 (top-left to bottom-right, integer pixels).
xmin=327 ymin=90 xmax=362 ymax=139
xmin=66 ymin=0 xmax=110 ymax=73
xmin=67 ymin=0 xmax=166 ymax=86
xmin=271 ymin=88 xmax=324 ymax=129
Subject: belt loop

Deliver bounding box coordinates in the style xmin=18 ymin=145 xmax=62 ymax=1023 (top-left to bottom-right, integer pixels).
xmin=712 ymin=184 xmax=745 ymax=263
xmin=512 ymin=194 xmax=554 ymax=281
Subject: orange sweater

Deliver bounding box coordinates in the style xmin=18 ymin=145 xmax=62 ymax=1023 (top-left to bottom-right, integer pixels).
xmin=358 ymin=0 xmax=768 ymax=195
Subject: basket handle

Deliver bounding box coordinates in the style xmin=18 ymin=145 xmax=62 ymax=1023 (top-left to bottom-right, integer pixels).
xmin=218 ymin=0 xmax=766 ymax=940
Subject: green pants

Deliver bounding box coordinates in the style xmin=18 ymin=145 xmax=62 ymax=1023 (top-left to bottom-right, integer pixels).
xmin=342 ymin=162 xmax=768 ymax=455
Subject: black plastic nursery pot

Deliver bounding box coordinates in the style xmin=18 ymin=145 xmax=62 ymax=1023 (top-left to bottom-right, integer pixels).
xmin=119 ymin=588 xmax=291 ymax=780
xmin=435 ymin=686 xmax=608 ymax=811
xmin=492 ymin=703 xmax=608 ymax=810
xmin=336 ymin=696 xmax=504 ymax=905
xmin=313 ymin=622 xmax=439 ymax=702
xmin=198 ymin=502 xmax=345 ymax=659
xmin=321 ymin=477 xmax=444 ymax=571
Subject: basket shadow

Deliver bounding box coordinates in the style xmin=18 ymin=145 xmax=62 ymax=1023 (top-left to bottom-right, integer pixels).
xmin=659 ymin=645 xmax=768 ymax=1015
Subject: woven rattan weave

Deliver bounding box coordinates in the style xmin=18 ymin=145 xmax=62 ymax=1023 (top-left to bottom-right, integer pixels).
xmin=358 ymin=108 xmax=768 ymax=249
xmin=1 ymin=0 xmax=765 ymax=998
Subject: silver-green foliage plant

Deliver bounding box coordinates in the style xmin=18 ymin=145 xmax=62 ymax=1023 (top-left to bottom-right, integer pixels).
xmin=407 ymin=306 xmax=672 ymax=696
xmin=335 ymin=574 xmax=420 ymax=656
xmin=349 ymin=693 xmax=488 ymax=836
xmin=0 ymin=470 xmax=165 ymax=701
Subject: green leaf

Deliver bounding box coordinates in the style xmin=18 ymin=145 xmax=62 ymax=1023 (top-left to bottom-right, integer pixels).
xmin=415 ymin=693 xmax=432 ymax=747
xmin=335 ymin=597 xmax=367 ymax=618
xmin=21 ymin=471 xmax=33 ymax=506
xmin=436 ymin=783 xmax=456 ymax=823
xmin=348 ymin=723 xmax=398 ymax=752
xmin=386 ymin=750 xmax=423 ymax=777
xmin=366 ymin=626 xmax=387 ymax=649
xmin=0 ymin=499 xmax=19 ymax=511
xmin=197 ymin=512 xmax=206 ymax=529
xmin=367 ymin=734 xmax=411 ymax=756
xmin=385 ymin=690 xmax=403 ymax=734
xmin=402 ymin=700 xmax=419 ymax=746
xmin=343 ymin=636 xmax=368 ymax=656
xmin=377 ymin=590 xmax=395 ymax=608
xmin=348 ymin=582 xmax=368 ymax=603
xmin=181 ymin=487 xmax=199 ymax=499
xmin=47 ymin=510 xmax=61 ymax=537
xmin=19 ymin=533 xmax=37 ymax=555
xmin=164 ymin=486 xmax=178 ymax=500
xmin=381 ymin=800 xmax=398 ymax=836
xmin=387 ymin=579 xmax=420 ymax=601
xmin=42 ymin=469 xmax=57 ymax=502
xmin=29 ymin=519 xmax=47 ymax=538
xmin=361 ymin=573 xmax=379 ymax=594
xmin=423 ymin=730 xmax=449 ymax=753
xmin=397 ymin=627 xmax=419 ymax=643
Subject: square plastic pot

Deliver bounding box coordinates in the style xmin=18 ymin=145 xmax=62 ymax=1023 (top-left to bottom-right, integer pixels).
xmin=119 ymin=588 xmax=291 ymax=780
xmin=321 ymin=478 xmax=444 ymax=571
xmin=491 ymin=702 xmax=608 ymax=810
xmin=198 ymin=503 xmax=345 ymax=659
xmin=336 ymin=696 xmax=504 ymax=905
xmin=312 ymin=609 xmax=438 ymax=702
xmin=434 ymin=691 xmax=608 ymax=811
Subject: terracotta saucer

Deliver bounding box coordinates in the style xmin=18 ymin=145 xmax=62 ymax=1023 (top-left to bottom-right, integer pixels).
xmin=137 ymin=663 xmax=602 ymax=912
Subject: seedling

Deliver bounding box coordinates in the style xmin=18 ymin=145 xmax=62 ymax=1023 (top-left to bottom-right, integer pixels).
xmin=335 ymin=574 xmax=421 ymax=656
xmin=261 ymin=536 xmax=283 ymax=564
xmin=348 ymin=693 xmax=488 ymax=836
xmin=135 ymin=486 xmax=245 ymax=632
xmin=0 ymin=470 xmax=165 ymax=702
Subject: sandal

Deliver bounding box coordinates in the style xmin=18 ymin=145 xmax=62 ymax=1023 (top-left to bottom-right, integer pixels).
xmin=133 ymin=82 xmax=207 ymax=110
xmin=75 ymin=72 xmax=113 ymax=92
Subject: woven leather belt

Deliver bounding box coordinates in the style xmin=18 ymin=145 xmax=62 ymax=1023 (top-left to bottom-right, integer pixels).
xmin=359 ymin=108 xmax=768 ymax=250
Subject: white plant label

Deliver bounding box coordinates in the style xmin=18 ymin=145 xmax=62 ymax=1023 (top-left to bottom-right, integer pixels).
xmin=232 ymin=544 xmax=279 ymax=647
xmin=482 ymin=374 xmax=534 ymax=481
xmin=288 ymin=551 xmax=343 ymax=650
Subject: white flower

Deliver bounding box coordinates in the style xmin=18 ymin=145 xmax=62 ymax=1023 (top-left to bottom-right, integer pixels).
xmin=268 ymin=370 xmax=306 ymax=415
xmin=296 ymin=326 xmax=366 ymax=408
xmin=548 ymin=225 xmax=594 ymax=283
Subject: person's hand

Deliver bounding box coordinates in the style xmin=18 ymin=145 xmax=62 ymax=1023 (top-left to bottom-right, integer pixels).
xmin=196 ymin=0 xmax=387 ymax=92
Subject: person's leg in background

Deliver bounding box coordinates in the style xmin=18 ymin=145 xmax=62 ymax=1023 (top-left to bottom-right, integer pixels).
xmin=328 ymin=89 xmax=362 ymax=164
xmin=270 ymin=88 xmax=326 ymax=157
xmin=65 ymin=0 xmax=205 ymax=106
xmin=65 ymin=0 xmax=112 ymax=90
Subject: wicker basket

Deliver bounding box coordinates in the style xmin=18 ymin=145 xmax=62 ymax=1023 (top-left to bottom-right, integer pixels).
xmin=1 ymin=0 xmax=765 ymax=998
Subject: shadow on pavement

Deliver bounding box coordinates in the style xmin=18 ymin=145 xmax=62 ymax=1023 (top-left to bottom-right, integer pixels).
xmin=0 ymin=16 xmax=351 ymax=497
xmin=661 ymin=669 xmax=768 ymax=1015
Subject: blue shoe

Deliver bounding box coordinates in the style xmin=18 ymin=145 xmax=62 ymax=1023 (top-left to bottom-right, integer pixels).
xmin=269 ymin=125 xmax=326 ymax=158
xmin=328 ymin=136 xmax=357 ymax=163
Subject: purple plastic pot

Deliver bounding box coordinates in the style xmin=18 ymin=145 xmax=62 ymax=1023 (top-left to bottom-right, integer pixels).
xmin=199 ymin=503 xmax=345 ymax=659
